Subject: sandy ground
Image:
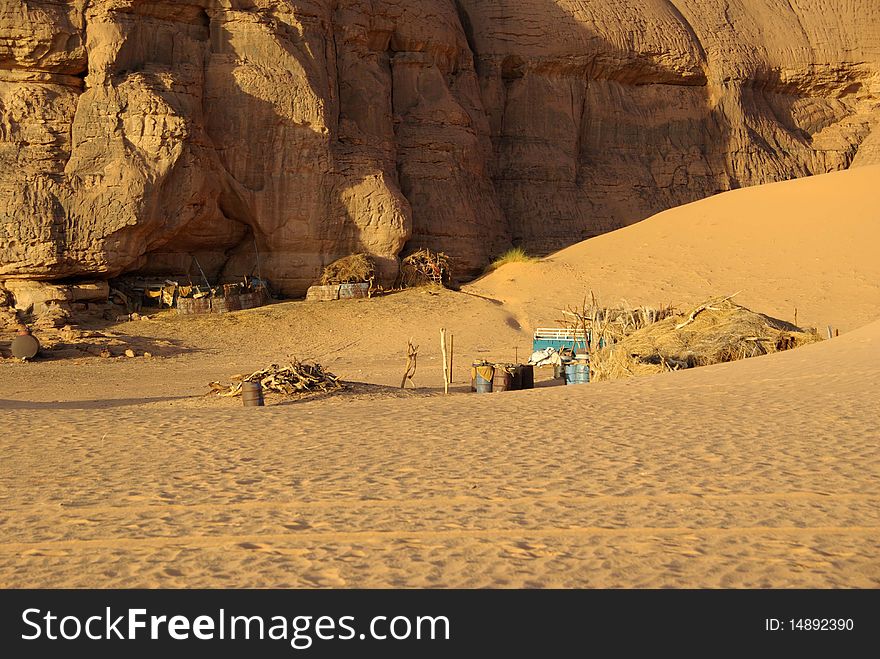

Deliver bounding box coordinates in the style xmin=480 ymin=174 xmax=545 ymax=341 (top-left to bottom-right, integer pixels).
xmin=1 ymin=168 xmax=878 ymax=588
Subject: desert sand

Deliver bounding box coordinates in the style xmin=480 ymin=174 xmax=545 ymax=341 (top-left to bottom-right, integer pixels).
xmin=467 ymin=165 xmax=880 ymax=335
xmin=1 ymin=168 xmax=878 ymax=588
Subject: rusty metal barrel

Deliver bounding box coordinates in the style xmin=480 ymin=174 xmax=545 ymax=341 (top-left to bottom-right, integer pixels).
xmin=493 ymin=364 xmax=515 ymax=392
xmin=11 ymin=334 xmax=40 ymax=360
xmin=242 ymin=381 xmax=265 ymax=407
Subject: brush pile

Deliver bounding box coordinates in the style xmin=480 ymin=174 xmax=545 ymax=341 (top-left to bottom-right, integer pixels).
xmin=588 ymin=295 xmax=821 ymax=381
xmin=320 ymin=253 xmax=376 ymax=286
xmin=397 ymin=249 xmax=452 ymax=288
xmin=561 ymin=293 xmax=678 ymax=347
xmin=209 ymin=361 xmax=343 ymax=397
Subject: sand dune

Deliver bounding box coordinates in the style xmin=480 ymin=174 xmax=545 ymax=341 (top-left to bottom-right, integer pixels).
xmin=467 ymin=166 xmax=880 ymax=334
xmin=1 ymin=168 xmax=879 ymax=588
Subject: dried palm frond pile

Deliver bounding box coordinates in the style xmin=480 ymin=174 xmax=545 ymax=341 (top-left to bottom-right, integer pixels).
xmin=589 ymin=295 xmax=821 ymax=382
xmin=397 ymin=249 xmax=452 ymax=288
xmin=209 ymin=361 xmax=343 ymax=397
xmin=561 ymin=292 xmax=678 ymax=348
xmin=320 ymin=253 xmax=376 ymax=286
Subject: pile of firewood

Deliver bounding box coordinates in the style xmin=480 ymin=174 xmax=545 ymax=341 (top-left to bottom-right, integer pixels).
xmin=209 ymin=361 xmax=342 ymax=397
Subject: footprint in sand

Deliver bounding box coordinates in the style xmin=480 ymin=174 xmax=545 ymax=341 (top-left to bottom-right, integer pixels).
xmin=305 ymin=569 xmax=347 ymax=587
xmin=238 ymin=542 xmax=265 ymax=550
xmin=283 ymin=520 xmax=312 ymax=531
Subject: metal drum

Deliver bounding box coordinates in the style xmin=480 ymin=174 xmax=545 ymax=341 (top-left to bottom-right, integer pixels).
xmin=493 ymin=365 xmax=515 ymax=392
xmin=242 ymin=381 xmax=265 ymax=407
xmin=519 ymin=364 xmax=535 ymax=390
xmin=473 ymin=363 xmax=494 ymax=393
xmin=511 ymin=365 xmax=523 ymax=391
xmin=564 ymin=362 xmax=590 ymax=385
xmin=11 ymin=334 xmax=40 ymax=360
xmin=555 ymin=357 xmax=573 ymax=380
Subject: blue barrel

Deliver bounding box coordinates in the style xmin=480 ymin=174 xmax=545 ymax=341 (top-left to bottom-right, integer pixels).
xmin=564 ymin=362 xmax=590 ymax=385
xmin=473 ymin=363 xmax=494 ymax=393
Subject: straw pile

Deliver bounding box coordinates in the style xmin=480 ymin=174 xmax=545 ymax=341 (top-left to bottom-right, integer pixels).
xmin=561 ymin=293 xmax=677 ymax=347
xmin=589 ymin=296 xmax=821 ymax=381
xmin=320 ymin=254 xmax=376 ymax=286
xmin=209 ymin=361 xmax=343 ymax=397
xmin=397 ymin=249 xmax=452 ymax=288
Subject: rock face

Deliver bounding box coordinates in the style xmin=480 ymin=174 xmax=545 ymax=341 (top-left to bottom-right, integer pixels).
xmin=1 ymin=1 xmax=878 ymax=296
xmin=459 ymin=0 xmax=880 ymax=249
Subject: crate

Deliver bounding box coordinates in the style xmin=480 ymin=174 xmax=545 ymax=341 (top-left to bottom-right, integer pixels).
xmin=306 ymin=283 xmax=371 ymax=302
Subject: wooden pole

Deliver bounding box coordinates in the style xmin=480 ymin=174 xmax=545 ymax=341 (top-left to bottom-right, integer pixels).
xmin=440 ymin=328 xmax=449 ymax=394
xmin=793 ymin=307 xmax=798 ymax=328
xmin=448 ymin=333 xmax=454 ymax=386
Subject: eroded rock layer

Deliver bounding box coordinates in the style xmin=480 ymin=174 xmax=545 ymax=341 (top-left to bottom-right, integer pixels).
xmin=1 ymin=1 xmax=878 ymax=295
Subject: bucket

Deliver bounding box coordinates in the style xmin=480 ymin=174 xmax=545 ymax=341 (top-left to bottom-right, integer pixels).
xmin=564 ymin=362 xmax=590 ymax=385
xmin=493 ymin=364 xmax=515 ymax=392
xmin=519 ymin=364 xmax=535 ymax=390
xmin=474 ymin=364 xmax=494 ymax=393
xmin=242 ymin=381 xmax=265 ymax=407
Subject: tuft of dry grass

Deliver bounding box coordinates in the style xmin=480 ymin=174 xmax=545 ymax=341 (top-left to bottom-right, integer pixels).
xmin=486 ymin=247 xmax=539 ymax=272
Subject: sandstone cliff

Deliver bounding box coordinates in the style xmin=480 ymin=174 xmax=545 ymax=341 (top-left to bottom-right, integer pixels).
xmin=1 ymin=1 xmax=878 ymax=297
xmin=458 ymin=0 xmax=880 ymax=249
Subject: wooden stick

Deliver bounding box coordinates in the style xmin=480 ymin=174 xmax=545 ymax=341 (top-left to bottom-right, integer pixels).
xmin=448 ymin=333 xmax=454 ymax=385
xmin=401 ymin=339 xmax=418 ymax=388
xmin=675 ymin=292 xmax=740 ymax=330
xmin=440 ymin=329 xmax=449 ymax=394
